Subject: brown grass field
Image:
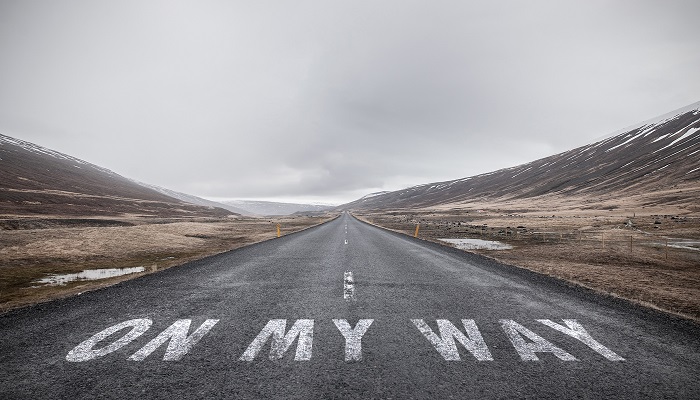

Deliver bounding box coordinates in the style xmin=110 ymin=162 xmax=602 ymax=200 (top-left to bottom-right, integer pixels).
xmin=0 ymin=214 xmax=336 ymax=312
xmin=3 ymin=200 xmax=698 ymax=323
xmin=355 ymin=208 xmax=700 ymax=321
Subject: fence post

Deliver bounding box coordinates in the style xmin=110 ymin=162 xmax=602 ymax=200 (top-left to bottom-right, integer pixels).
xmin=629 ymin=235 xmax=632 ymax=254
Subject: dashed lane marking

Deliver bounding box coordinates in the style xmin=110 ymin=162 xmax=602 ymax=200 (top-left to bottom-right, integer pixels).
xmin=343 ymin=271 xmax=355 ymax=301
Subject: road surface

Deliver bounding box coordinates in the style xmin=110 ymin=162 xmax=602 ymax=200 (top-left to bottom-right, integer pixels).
xmin=1 ymin=213 xmax=698 ymax=399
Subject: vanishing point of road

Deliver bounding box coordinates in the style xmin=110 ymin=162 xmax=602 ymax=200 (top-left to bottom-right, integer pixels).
xmin=1 ymin=213 xmax=698 ymax=399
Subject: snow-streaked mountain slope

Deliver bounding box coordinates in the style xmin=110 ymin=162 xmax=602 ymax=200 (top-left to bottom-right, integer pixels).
xmin=341 ymin=101 xmax=700 ymax=210
xmin=0 ymin=134 xmax=233 ymax=217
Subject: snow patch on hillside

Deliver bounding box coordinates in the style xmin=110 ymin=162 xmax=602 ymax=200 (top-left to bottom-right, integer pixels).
xmin=598 ymin=101 xmax=700 ymax=142
xmin=360 ymin=191 xmax=391 ymax=200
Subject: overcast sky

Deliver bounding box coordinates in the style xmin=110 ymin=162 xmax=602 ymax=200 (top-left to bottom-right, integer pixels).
xmin=1 ymin=1 xmax=699 ymax=204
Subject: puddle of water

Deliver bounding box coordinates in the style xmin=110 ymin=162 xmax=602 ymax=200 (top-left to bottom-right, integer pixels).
xmin=35 ymin=267 xmax=146 ymax=286
xmin=439 ymin=238 xmax=513 ymax=250
xmin=646 ymin=239 xmax=700 ymax=252
xmin=667 ymin=240 xmax=700 ymax=251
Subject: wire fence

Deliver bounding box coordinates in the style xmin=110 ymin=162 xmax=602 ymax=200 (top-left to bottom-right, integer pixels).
xmin=363 ymin=217 xmax=700 ymax=262
xmin=455 ymin=227 xmax=700 ymax=260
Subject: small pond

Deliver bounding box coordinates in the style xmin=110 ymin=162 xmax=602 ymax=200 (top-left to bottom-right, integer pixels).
xmin=439 ymin=238 xmax=513 ymax=250
xmin=35 ymin=267 xmax=146 ymax=286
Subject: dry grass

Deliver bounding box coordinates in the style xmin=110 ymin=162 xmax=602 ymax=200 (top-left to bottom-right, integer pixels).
xmin=0 ymin=214 xmax=336 ymax=312
xmin=356 ymin=209 xmax=700 ymax=321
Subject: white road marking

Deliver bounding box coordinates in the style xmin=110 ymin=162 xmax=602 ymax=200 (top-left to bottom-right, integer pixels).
xmin=65 ymin=318 xmax=623 ymax=363
xmin=239 ymin=319 xmax=314 ymax=361
xmin=500 ymin=319 xmax=577 ymax=361
xmin=537 ymin=319 xmax=624 ymax=361
xmin=345 ymin=239 xmax=348 ymax=244
xmin=343 ymin=271 xmax=355 ymax=301
xmin=129 ymin=319 xmax=219 ymax=361
xmin=66 ymin=319 xmax=152 ymax=362
xmin=412 ymin=319 xmax=493 ymax=361
xmin=333 ymin=319 xmax=374 ymax=361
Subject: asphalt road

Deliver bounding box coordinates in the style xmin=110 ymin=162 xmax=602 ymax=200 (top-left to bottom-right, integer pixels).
xmin=1 ymin=212 xmax=699 ymax=399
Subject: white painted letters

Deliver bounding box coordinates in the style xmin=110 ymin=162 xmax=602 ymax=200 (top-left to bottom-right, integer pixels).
xmin=537 ymin=319 xmax=625 ymax=361
xmin=65 ymin=317 xmax=623 ymax=363
xmin=239 ymin=319 xmax=314 ymax=361
xmin=66 ymin=318 xmax=152 ymax=362
xmin=333 ymin=319 xmax=373 ymax=361
xmin=412 ymin=319 xmax=493 ymax=361
xmin=500 ymin=319 xmax=577 ymax=361
xmin=129 ymin=319 xmax=219 ymax=361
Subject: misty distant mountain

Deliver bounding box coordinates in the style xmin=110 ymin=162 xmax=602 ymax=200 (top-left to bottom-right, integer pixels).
xmin=133 ymin=182 xmax=252 ymax=216
xmin=222 ymin=200 xmax=334 ymax=216
xmin=0 ymin=134 xmax=234 ymax=218
xmin=341 ymin=101 xmax=700 ymax=210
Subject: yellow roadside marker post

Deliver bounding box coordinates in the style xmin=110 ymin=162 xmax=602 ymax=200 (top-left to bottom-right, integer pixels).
xmin=414 ymin=223 xmax=420 ymax=238
xmin=277 ymin=224 xmax=281 ymax=238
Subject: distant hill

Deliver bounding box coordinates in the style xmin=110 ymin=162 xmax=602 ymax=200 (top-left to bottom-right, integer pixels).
xmin=133 ymin=182 xmax=253 ymax=216
xmin=340 ymin=101 xmax=700 ymax=211
xmin=0 ymin=134 xmax=234 ymax=218
xmin=222 ymin=199 xmax=334 ymax=216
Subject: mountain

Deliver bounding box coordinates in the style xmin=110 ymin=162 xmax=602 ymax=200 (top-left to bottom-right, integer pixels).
xmin=341 ymin=101 xmax=700 ymax=211
xmin=0 ymin=134 xmax=234 ymax=218
xmin=222 ymin=200 xmax=334 ymax=216
xmin=133 ymin=182 xmax=253 ymax=216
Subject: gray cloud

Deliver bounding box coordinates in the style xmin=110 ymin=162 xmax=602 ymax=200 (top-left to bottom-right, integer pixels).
xmin=1 ymin=0 xmax=699 ymax=204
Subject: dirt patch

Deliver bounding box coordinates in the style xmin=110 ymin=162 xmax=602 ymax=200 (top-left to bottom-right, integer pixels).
xmin=0 ymin=214 xmax=337 ymax=312
xmin=356 ymin=209 xmax=700 ymax=321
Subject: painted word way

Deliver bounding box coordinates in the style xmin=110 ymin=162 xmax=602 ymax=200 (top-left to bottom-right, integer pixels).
xmin=66 ymin=318 xmax=625 ymax=363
